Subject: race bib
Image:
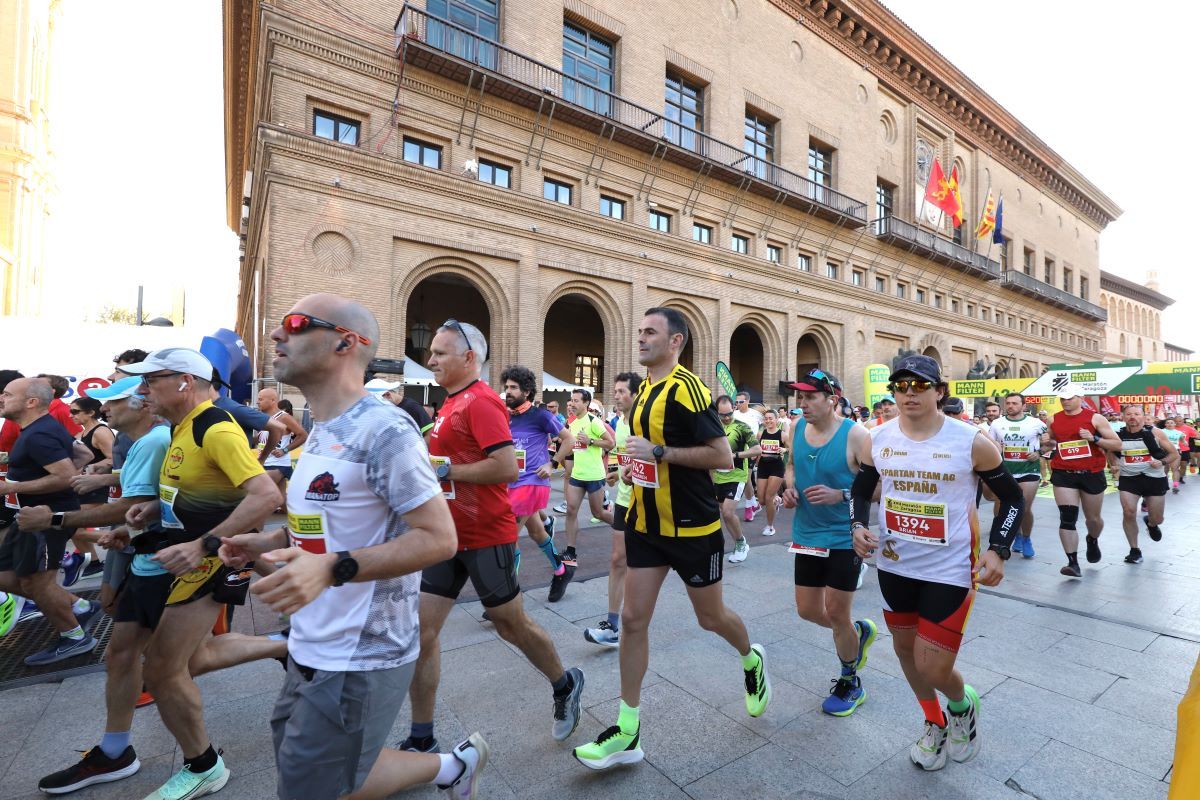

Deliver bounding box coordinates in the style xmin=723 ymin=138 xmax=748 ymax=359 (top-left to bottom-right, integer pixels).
xmin=429 ymin=456 xmax=455 ymax=500
xmin=615 ymin=447 xmax=632 ymax=469
xmin=108 ymin=468 xmax=123 ymax=502
xmin=788 ymin=543 xmax=829 ymax=557
xmin=1 ymin=454 xmax=14 ymax=509
xmin=158 ymin=484 xmax=184 ymax=529
xmin=629 ymin=459 xmax=659 ymax=489
xmin=514 ymin=449 xmax=526 ymax=472
xmin=288 ymin=510 xmax=329 ymax=554
xmin=573 ymin=437 xmax=587 ymax=451
xmin=1057 ymin=440 xmax=1092 ymax=460
xmin=883 ymin=497 xmax=948 ymax=546
xmin=1002 ymin=446 xmax=1030 ymax=462
xmin=1122 ymin=448 xmax=1151 ymax=465
xmin=761 ymin=440 xmax=781 ymax=456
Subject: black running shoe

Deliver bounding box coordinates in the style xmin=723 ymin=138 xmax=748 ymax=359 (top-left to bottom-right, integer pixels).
xmin=1060 ymin=561 xmax=1082 ymax=578
xmin=548 ymin=565 xmax=575 ymax=603
xmin=1125 ymin=549 xmax=1143 ymax=564
xmin=397 ymin=735 xmax=439 ymax=753
xmin=1085 ymin=535 xmax=1101 ymax=564
xmin=1144 ymin=515 xmax=1163 ymax=542
xmin=39 ymin=746 xmax=141 ymax=794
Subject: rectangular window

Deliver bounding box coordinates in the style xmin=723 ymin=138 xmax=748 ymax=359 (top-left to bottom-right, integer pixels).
xmin=875 ymin=181 xmax=894 ymax=223
xmin=1044 ymin=257 xmax=1055 ymax=285
xmin=767 ymin=244 xmax=782 ymax=264
xmin=874 ymin=276 xmax=886 ymax=292
xmin=543 ymin=177 xmax=572 ymax=205
xmin=574 ymin=354 xmax=602 ymax=392
xmin=1023 ymin=246 xmax=1035 ymax=276
xmin=798 ymin=253 xmax=812 ymax=272
xmin=649 ymin=209 xmax=671 ymax=232
xmin=934 ymin=294 xmax=944 ymax=309
xmin=478 ymin=159 xmax=511 ymax=188
xmin=665 ymin=72 xmax=703 ymax=152
xmin=952 ymin=225 xmax=965 ymax=246
xmin=743 ymin=111 xmax=775 ymax=179
xmin=852 ymin=270 xmax=864 ymax=287
xmin=982 ymin=308 xmax=991 ymax=323
xmin=998 ymin=237 xmax=1009 ymax=271
xmin=951 ymin=298 xmax=960 ymax=313
xmin=1019 ymin=319 xmax=1026 ymax=332
xmin=314 ymin=110 xmax=361 ymax=146
xmin=1063 ymin=266 xmax=1073 ymax=294
xmin=693 ymin=222 xmax=712 ymax=244
xmin=808 ymin=142 xmax=833 ymax=202
xmin=731 ymin=234 xmax=749 ymax=254
xmin=825 ymin=261 xmax=839 ymax=280
xmin=402 ymin=136 xmax=441 ymax=168
xmin=1080 ymin=275 xmax=1090 ymax=301
xmin=967 ymin=303 xmax=975 ymax=317
xmin=895 ymin=282 xmax=907 ymax=300
xmin=563 ymin=22 xmax=614 ymax=115
xmin=427 ymin=0 xmax=499 ymax=67
xmin=600 ymin=195 xmax=625 ymax=220
xmin=916 ymin=288 xmax=927 ymax=304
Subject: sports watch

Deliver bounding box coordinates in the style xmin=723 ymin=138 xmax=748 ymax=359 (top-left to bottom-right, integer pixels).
xmin=988 ymin=543 xmax=1011 ymax=561
xmin=50 ymin=512 xmax=67 ymax=530
xmin=202 ymin=535 xmax=222 ymax=556
xmin=652 ymin=445 xmax=666 ymax=462
xmin=435 ymin=462 xmax=452 ymax=481
xmin=331 ymin=551 xmax=359 ymax=586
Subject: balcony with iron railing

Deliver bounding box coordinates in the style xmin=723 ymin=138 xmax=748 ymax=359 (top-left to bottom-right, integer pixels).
xmin=872 ymin=216 xmax=1001 ymax=280
xmin=999 ymin=269 xmax=1108 ymax=322
xmin=394 ymin=4 xmax=868 ymax=226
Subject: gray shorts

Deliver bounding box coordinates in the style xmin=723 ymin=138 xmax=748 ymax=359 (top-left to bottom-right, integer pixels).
xmin=272 ymin=656 xmax=415 ymax=800
xmin=103 ymin=548 xmax=133 ymax=589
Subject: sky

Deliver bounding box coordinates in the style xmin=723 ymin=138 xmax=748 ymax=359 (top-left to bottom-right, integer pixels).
xmin=882 ymin=0 xmax=1197 ymax=351
xmin=45 ymin=1 xmax=1194 ymax=352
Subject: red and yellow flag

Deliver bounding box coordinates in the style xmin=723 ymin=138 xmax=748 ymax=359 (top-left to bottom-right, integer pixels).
xmin=924 ymin=159 xmax=962 ymax=225
xmin=974 ymin=188 xmax=997 ymax=239
xmin=949 ymin=165 xmax=965 ymax=228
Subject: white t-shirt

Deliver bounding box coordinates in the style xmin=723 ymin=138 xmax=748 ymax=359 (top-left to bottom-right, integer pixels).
xmin=733 ymin=408 xmax=763 ymax=434
xmin=286 ymin=396 xmax=441 ymax=672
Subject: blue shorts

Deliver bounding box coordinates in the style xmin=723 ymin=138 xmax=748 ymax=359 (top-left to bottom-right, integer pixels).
xmin=267 ymin=465 xmax=294 ymax=480
xmin=569 ymin=477 xmax=606 ymax=494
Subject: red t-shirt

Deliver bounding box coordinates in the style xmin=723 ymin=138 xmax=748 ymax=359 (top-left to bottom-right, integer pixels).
xmin=429 ymin=380 xmax=516 ymax=550
xmin=49 ymin=398 xmax=83 ymax=436
xmin=1049 ymin=410 xmax=1107 ymax=473
xmin=0 ymin=418 xmax=19 ymax=480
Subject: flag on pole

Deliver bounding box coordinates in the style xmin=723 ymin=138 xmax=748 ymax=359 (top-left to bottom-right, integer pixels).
xmin=974 ymin=188 xmax=997 ymax=239
xmin=991 ymin=196 xmax=1005 ymax=245
xmin=949 ymin=165 xmax=965 ymax=228
xmin=923 ymin=159 xmax=961 ymax=223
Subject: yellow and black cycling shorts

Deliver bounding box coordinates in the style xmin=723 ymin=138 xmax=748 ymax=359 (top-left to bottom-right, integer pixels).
xmin=166 ymin=555 xmax=254 ymax=607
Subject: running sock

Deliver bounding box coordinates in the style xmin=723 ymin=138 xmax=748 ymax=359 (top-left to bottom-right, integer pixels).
xmin=100 ymin=731 xmax=131 ymax=760
xmin=72 ymin=597 xmax=90 ymax=614
xmin=947 ymin=693 xmax=971 ymax=716
xmin=617 ymin=700 xmax=639 ymax=735
xmin=740 ymin=648 xmax=760 ymax=670
xmin=410 ymin=721 xmax=434 ymax=741
xmin=839 ymin=659 xmax=857 ymax=678
xmin=1066 ymin=551 xmax=1079 ymax=564
xmin=552 ymin=672 xmax=571 ymax=696
xmin=538 ymin=538 xmax=558 ymax=569
xmin=62 ymin=625 xmax=84 ymax=640
xmin=919 ymin=698 xmax=946 ymax=727
xmin=433 ymin=753 xmax=463 ymax=786
xmin=607 ymin=611 xmax=620 ymax=632
xmin=184 ymin=744 xmax=218 ymax=774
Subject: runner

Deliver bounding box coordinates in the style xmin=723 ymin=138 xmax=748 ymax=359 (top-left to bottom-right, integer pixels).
xmin=1044 ymin=384 xmax=1121 ymax=578
xmin=755 ymin=409 xmax=787 ymax=537
xmin=1164 ymin=417 xmax=1186 ymax=493
xmin=1109 ymin=404 xmax=1177 ymax=565
xmin=574 ymin=307 xmax=769 ymax=770
xmin=866 ymin=395 xmax=897 ymax=429
xmin=1037 ymin=409 xmax=1053 ymax=487
xmin=583 ymin=370 xmax=641 ymax=649
xmin=215 ymin=295 xmax=487 ymax=800
xmin=988 ymin=393 xmax=1046 ymax=559
xmin=0 ymin=377 xmax=101 ymax=665
xmin=733 ymin=392 xmax=763 ymax=521
xmin=118 ymin=348 xmax=282 ymax=799
xmin=560 ymin=388 xmax=613 ymax=572
xmin=714 ymin=395 xmax=759 ymax=563
xmin=406 ymin=320 xmax=584 ymax=754
xmin=982 ymin=401 xmax=1002 ymax=431
xmin=254 ymin=387 xmax=308 ymax=499
xmin=500 ymin=365 xmax=575 ymax=602
xmin=851 ymin=354 xmax=1025 ymax=771
xmin=1175 ymin=416 xmax=1200 ymax=475
xmin=780 ymin=368 xmax=876 ymax=717
xmin=366 ymin=376 xmax=435 ymax=441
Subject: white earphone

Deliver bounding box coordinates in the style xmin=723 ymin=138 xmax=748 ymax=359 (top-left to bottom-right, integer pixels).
xmin=178 ymin=381 xmax=187 ymax=392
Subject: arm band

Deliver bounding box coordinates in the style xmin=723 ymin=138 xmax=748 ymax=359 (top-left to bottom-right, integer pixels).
xmin=977 ymin=465 xmax=1025 ymax=548
xmin=850 ymin=464 xmax=880 ymax=526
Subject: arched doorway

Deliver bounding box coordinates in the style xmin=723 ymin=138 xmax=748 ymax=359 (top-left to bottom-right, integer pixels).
xmin=922 ymin=346 xmax=943 ymax=368
xmin=680 ymin=336 xmax=694 ymax=372
xmin=730 ymin=324 xmax=764 ymax=401
xmin=1019 ymin=364 xmax=1034 ymax=379
xmin=796 ymin=334 xmax=821 ymax=376
xmin=405 ymin=273 xmax=491 ymax=365
xmin=544 ymin=294 xmax=606 ymax=397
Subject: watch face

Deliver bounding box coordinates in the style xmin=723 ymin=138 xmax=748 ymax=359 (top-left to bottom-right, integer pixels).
xmin=915 ymin=138 xmax=933 ymax=186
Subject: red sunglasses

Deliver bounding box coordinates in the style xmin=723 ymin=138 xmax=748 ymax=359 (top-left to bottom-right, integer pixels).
xmin=280 ymin=313 xmax=371 ymax=345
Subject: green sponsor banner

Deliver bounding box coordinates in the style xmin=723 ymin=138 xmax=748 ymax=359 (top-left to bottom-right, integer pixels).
xmin=1109 ymin=370 xmax=1200 ymax=396
xmin=864 ymin=363 xmax=891 ymax=406
xmin=715 ymin=361 xmax=737 ymax=399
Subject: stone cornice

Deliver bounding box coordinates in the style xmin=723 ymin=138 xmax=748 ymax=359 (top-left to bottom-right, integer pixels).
xmin=1100 ymin=270 xmax=1174 ymax=310
xmin=770 ymin=0 xmax=1121 ymax=229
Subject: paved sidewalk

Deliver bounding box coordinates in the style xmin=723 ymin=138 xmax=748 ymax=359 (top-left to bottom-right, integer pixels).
xmin=2 ymin=482 xmax=1195 ymax=799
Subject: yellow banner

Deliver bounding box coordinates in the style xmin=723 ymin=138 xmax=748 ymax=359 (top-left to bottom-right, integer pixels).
xmin=1145 ymin=360 xmax=1200 ymax=374
xmin=864 ymin=363 xmax=890 ymax=406
xmin=947 ymin=378 xmax=1034 ymax=399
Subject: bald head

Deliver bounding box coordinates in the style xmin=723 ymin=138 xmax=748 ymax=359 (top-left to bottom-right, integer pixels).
xmin=294 ymin=293 xmax=380 ymax=365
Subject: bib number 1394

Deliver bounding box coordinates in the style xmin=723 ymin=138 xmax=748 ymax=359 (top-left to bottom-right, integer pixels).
xmin=883 ymin=497 xmax=948 ymax=546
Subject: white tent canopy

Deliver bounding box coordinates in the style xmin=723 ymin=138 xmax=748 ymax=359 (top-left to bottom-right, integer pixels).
xmin=401 ymin=360 xmax=436 ymax=386
xmin=542 ymin=370 xmax=592 ymax=394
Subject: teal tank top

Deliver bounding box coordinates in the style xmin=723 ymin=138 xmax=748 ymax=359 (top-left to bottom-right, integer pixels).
xmin=791 ymin=417 xmax=856 ymax=549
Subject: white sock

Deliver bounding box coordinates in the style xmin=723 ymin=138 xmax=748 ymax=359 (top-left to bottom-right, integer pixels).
xmin=73 ymin=598 xmax=90 ymax=614
xmin=433 ymin=753 xmax=463 ymax=785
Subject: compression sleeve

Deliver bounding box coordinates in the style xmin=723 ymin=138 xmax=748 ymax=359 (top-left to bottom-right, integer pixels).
xmin=850 ymin=464 xmax=880 ymax=526
xmin=976 ymin=465 xmax=1025 ymax=548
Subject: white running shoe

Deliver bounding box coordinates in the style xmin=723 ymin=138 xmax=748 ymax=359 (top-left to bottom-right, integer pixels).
xmin=910 ymin=722 xmax=948 ymax=771
xmin=947 ymin=687 xmax=981 ymax=763
xmin=553 ymin=502 xmax=568 ymax=514
xmin=441 ymin=733 xmax=489 ymax=800
xmin=728 ymin=538 xmax=750 ymax=563
xmin=762 ymin=526 xmax=776 ymax=536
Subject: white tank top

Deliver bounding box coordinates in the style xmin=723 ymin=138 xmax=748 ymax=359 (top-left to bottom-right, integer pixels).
xmin=871 ymin=416 xmax=981 ymax=589
xmin=260 ymin=411 xmax=293 ymax=468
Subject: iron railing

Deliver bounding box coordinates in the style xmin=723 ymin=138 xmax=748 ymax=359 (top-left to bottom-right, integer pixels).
xmin=872 ymin=215 xmax=1001 ymax=279
xmin=1000 ymin=269 xmax=1108 ymax=321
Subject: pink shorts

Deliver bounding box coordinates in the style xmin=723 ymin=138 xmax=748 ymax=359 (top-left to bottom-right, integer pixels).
xmin=509 ymin=484 xmax=551 ymax=518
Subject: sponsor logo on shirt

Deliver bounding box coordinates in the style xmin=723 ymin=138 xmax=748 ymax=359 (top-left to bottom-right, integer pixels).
xmin=167 ymin=447 xmax=185 ymax=470
xmin=931 ymin=452 xmax=951 ymax=459
xmin=878 ymin=447 xmax=908 ymax=459
xmin=304 ymin=471 xmax=341 ymax=502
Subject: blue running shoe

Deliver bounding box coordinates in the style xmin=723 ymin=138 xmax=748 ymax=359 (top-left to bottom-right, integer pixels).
xmin=24 ymin=634 xmax=98 ymax=666
xmin=75 ymin=600 xmax=102 ymax=631
xmin=19 ymin=598 xmax=42 ymax=624
xmin=854 ymin=619 xmax=878 ymax=671
xmin=821 ymin=676 xmax=866 ymax=716
xmin=1022 ymin=536 xmax=1035 ymax=559
xmin=61 ymin=552 xmax=88 ymax=588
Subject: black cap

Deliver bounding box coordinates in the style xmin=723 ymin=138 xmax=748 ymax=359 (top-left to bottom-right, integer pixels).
xmin=889 ymin=354 xmax=942 ymax=384
xmin=942 ymin=396 xmax=965 ymax=415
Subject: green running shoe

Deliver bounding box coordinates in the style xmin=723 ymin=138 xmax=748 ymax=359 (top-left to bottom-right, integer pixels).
xmin=744 ymin=643 xmax=771 ymax=718
xmin=0 ymin=593 xmax=16 ymax=637
xmin=573 ymin=725 xmax=644 ymax=771
xmin=143 ymin=755 xmax=229 ymax=800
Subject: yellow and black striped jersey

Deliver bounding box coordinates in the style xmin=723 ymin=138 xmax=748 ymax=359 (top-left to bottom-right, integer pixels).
xmin=626 ymin=364 xmax=724 ymax=537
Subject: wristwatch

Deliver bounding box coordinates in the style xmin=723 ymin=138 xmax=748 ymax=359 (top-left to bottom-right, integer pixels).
xmin=331 ymin=550 xmax=359 ymax=586
xmin=435 ymin=462 xmax=451 ymax=481
xmin=202 ymin=535 xmax=222 ymax=556
xmin=842 ymin=489 xmax=852 ymax=503
xmin=988 ymin=543 xmax=1011 ymax=561
xmin=652 ymin=445 xmax=666 ymax=463
xmin=50 ymin=511 xmax=67 ymax=530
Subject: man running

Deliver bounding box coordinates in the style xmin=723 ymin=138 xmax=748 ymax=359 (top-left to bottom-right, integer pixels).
xmin=851 ymin=354 xmax=1024 ymax=771
xmin=733 ymin=391 xmax=763 ymax=521
xmin=1109 ymin=405 xmax=1177 ymax=564
xmin=583 ymin=370 xmax=640 ymax=648
xmin=559 ymin=389 xmax=613 ymax=573
xmin=1175 ymin=416 xmax=1200 ymax=475
xmin=406 ymin=320 xmax=584 ymax=754
xmin=1044 ymin=384 xmax=1121 ymax=578
xmin=119 ymin=347 xmax=281 ymax=799
xmin=255 ymin=387 xmax=308 ymax=495
xmin=987 ymin=393 xmax=1046 ymax=559
xmin=366 ymin=376 xmax=434 ymax=441
xmin=219 ymin=296 xmax=487 ymax=800
xmin=1164 ymin=417 xmax=1187 ymax=492
xmin=714 ymin=395 xmax=759 ymax=564
xmin=866 ymin=394 xmax=897 ymax=429
xmin=0 ymin=377 xmax=101 ymax=665
xmin=780 ymin=369 xmax=876 ymax=717
xmin=500 ymin=365 xmax=575 ymax=602
xmin=574 ymin=307 xmax=769 ymax=770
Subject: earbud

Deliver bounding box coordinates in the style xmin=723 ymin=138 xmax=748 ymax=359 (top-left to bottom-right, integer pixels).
xmin=336 ymin=341 xmax=349 ymax=352
xmin=178 ymin=381 xmax=187 ymax=392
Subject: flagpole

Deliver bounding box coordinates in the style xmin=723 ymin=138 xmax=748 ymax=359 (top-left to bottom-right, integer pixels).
xmin=953 ymin=188 xmax=999 ymax=310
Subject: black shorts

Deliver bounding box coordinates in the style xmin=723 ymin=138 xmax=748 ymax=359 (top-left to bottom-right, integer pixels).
xmin=793 ymin=547 xmax=862 ymax=592
xmin=878 ymin=570 xmax=975 ymax=653
xmin=165 ymin=555 xmax=254 ymax=607
xmin=78 ymin=488 xmax=110 ymax=505
xmin=115 ymin=571 xmax=175 ymax=629
xmin=0 ymin=523 xmax=73 ymax=578
xmin=714 ymin=482 xmax=743 ymax=503
xmin=421 ymin=543 xmax=521 ymax=608
xmin=611 ymin=503 xmax=629 ymax=533
xmin=757 ymin=459 xmax=785 ymax=480
xmin=1051 ymin=469 xmax=1107 ymax=495
xmin=1014 ymin=473 xmax=1041 ymax=484
xmin=1118 ymin=474 xmax=1170 ymax=497
xmin=267 ymin=465 xmax=294 ymax=480
xmin=624 ymin=530 xmax=723 ymax=588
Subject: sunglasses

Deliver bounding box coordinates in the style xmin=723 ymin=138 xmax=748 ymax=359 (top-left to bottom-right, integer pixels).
xmin=281 ymin=313 xmax=372 ymax=345
xmin=888 ymin=379 xmax=935 ymax=394
xmin=141 ymin=371 xmax=184 ymax=386
xmin=442 ymin=319 xmax=473 ymax=353
xmin=719 ymin=412 xmax=734 ymax=419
